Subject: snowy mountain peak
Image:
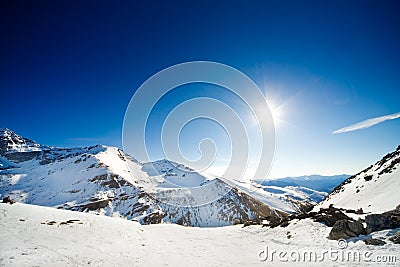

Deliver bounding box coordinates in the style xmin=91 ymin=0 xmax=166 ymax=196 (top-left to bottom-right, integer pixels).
xmin=0 ymin=128 xmax=13 ymax=135
xmin=0 ymin=128 xmax=44 ymax=155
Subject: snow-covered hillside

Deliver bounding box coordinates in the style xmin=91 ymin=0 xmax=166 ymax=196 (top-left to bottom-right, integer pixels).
xmin=317 ymin=145 xmax=400 ymax=213
xmin=1 ymin=202 xmax=399 ymax=266
xmin=0 ymin=128 xmax=290 ymax=226
xmin=142 ymin=159 xmax=208 ymax=188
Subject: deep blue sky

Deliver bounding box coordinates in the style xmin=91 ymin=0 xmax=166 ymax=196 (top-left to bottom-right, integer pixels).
xmin=1 ymin=0 xmax=399 ymax=177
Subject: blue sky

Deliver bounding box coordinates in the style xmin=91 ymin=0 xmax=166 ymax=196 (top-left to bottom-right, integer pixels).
xmin=1 ymin=0 xmax=399 ymax=178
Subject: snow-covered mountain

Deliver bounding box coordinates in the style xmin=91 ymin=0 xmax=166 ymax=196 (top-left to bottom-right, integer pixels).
xmin=0 ymin=128 xmax=292 ymax=226
xmin=317 ymin=145 xmax=400 ymax=213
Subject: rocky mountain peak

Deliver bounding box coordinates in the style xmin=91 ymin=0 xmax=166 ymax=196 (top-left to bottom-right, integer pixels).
xmin=0 ymin=128 xmax=43 ymax=156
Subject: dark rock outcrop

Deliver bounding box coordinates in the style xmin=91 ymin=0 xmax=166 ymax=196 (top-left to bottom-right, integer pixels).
xmin=142 ymin=210 xmax=165 ymax=224
xmin=363 ymin=238 xmax=386 ymax=246
xmin=365 ymin=205 xmax=400 ymax=233
xmin=328 ymin=219 xmax=366 ymax=240
xmin=2 ymin=196 xmax=14 ymax=204
xmin=389 ymin=230 xmax=400 ymax=244
xmin=79 ymin=199 xmax=110 ymax=211
xmin=265 ymin=205 xmax=354 ymax=228
xmin=314 ymin=206 xmax=352 ymax=227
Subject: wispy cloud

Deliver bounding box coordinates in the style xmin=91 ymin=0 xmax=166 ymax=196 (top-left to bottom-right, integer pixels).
xmin=333 ymin=112 xmax=400 ymax=134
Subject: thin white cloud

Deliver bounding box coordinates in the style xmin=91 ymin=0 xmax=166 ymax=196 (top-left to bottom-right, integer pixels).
xmin=333 ymin=112 xmax=400 ymax=134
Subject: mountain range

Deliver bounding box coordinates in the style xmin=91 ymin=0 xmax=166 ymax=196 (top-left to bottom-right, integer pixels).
xmin=0 ymin=128 xmax=286 ymax=226
xmin=1 ymin=128 xmax=399 ymax=227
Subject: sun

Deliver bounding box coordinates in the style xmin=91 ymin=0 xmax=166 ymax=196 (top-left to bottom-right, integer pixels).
xmin=268 ymin=101 xmax=283 ymax=127
xmin=246 ymin=98 xmax=286 ymax=130
xmin=270 ymin=106 xmax=281 ymax=124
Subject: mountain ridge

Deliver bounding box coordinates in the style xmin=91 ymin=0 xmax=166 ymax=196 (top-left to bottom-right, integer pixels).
xmin=0 ymin=128 xmax=290 ymax=226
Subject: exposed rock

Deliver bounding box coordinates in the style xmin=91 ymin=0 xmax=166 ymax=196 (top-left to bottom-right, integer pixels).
xmin=66 ymin=219 xmax=80 ymax=223
xmin=389 ymin=230 xmax=400 ymax=244
xmin=39 ymin=158 xmax=53 ymax=165
xmin=243 ymin=219 xmax=260 ymax=227
xmin=378 ymin=153 xmax=400 ymax=175
xmin=290 ymin=211 xmax=317 ymax=220
xmin=100 ymin=177 xmax=120 ymax=189
xmin=264 ymin=215 xmax=287 ymax=228
xmin=328 ymin=219 xmax=366 ymax=240
xmin=365 ymin=207 xmax=400 ymax=233
xmin=79 ymin=199 xmax=110 ymax=211
xmin=295 ymin=201 xmax=314 ymax=213
xmin=131 ymin=202 xmax=150 ymax=213
xmin=355 ymin=208 xmax=364 ymax=215
xmin=314 ymin=206 xmax=352 ymax=227
xmin=286 ymin=231 xmax=292 ymax=239
xmin=364 ymin=175 xmax=373 ymax=181
xmin=264 ymin=205 xmax=354 ymax=228
xmin=6 ymin=151 xmax=41 ymax=162
xmin=345 ymin=209 xmax=356 ymax=213
xmin=142 ymin=210 xmax=165 ymax=224
xmin=363 ymin=238 xmax=386 ymax=246
xmin=89 ymin=174 xmax=108 ymax=182
xmin=2 ymin=196 xmax=14 ymax=204
xmin=279 ymin=220 xmax=290 ymax=227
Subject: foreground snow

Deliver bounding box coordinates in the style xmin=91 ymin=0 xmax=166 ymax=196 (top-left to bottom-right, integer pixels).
xmin=1 ymin=203 xmax=398 ymax=266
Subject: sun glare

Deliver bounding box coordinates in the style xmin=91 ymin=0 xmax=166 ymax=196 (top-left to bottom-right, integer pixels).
xmin=268 ymin=102 xmax=283 ymax=127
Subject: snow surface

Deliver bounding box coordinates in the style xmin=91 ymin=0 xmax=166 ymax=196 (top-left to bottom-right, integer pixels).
xmin=317 ymin=146 xmax=400 ymax=213
xmin=142 ymin=159 xmax=208 ymax=188
xmin=1 ymin=203 xmax=398 ymax=266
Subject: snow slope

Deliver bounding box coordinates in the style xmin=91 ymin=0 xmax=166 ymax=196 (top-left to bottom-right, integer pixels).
xmin=142 ymin=159 xmax=208 ymax=188
xmin=1 ymin=202 xmax=398 ymax=266
xmin=317 ymin=145 xmax=400 ymax=213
